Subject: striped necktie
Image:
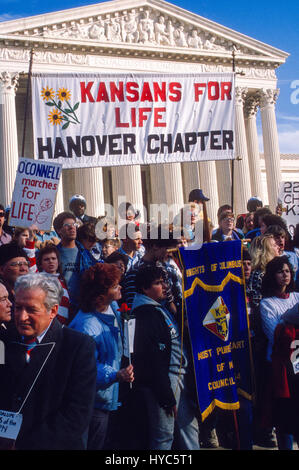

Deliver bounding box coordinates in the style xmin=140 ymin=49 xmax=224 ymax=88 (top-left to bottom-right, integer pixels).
xmin=23 ymin=337 xmax=38 ymax=363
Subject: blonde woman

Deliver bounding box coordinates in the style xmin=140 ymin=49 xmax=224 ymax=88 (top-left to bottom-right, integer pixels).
xmin=247 ymin=234 xmax=280 ymax=322
xmin=247 ymin=234 xmax=280 ymax=448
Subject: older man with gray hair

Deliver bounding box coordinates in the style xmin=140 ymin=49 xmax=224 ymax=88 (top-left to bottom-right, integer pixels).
xmin=0 ymin=272 xmax=97 ymax=450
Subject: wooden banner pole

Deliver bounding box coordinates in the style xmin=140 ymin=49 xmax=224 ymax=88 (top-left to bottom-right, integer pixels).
xmin=21 ymin=48 xmax=34 ymax=158
xmin=231 ymin=46 xmax=236 ymax=212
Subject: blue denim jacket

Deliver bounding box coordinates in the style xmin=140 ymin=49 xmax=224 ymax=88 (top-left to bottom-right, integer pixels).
xmin=69 ymin=301 xmax=123 ymax=411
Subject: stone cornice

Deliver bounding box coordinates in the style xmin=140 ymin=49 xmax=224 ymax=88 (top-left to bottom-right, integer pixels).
xmin=0 ymin=45 xmax=278 ymax=85
xmin=0 ymin=38 xmax=284 ymax=72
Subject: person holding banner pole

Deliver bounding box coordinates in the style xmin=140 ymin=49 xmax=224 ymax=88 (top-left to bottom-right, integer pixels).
xmin=131 ymin=264 xmax=200 ymax=450
xmin=212 ymin=212 xmax=244 ymax=242
xmin=187 ymin=189 xmax=211 ymax=243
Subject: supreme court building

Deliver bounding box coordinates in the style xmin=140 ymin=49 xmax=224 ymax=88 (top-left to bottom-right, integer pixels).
xmin=0 ymin=0 xmax=292 ymax=226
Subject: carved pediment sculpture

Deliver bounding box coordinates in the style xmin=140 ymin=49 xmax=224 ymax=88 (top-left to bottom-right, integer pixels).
xmin=8 ymin=6 xmax=261 ymax=56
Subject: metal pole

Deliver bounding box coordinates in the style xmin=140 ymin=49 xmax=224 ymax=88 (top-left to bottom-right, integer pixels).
xmin=21 ymin=48 xmax=34 ymax=158
xmin=231 ymin=46 xmax=236 ymax=212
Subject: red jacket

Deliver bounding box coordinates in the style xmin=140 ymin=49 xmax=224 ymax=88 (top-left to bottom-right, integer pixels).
xmin=272 ymin=322 xmax=299 ymax=399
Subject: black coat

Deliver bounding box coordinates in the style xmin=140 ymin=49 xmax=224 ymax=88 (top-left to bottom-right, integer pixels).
xmin=132 ymin=304 xmax=176 ymax=410
xmin=0 ymin=318 xmax=97 ymax=450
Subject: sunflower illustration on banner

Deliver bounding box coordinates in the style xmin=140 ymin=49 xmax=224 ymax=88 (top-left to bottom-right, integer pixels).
xmin=41 ymin=85 xmax=80 ymax=129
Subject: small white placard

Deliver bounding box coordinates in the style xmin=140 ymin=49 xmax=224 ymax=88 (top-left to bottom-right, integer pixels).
xmin=123 ymin=318 xmax=136 ymax=358
xmin=0 ymin=410 xmax=23 ymax=440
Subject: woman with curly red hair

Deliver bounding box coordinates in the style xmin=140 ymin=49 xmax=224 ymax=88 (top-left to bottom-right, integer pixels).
xmin=69 ymin=263 xmax=134 ymax=450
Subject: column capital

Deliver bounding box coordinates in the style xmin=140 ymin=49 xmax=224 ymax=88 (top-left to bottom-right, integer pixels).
xmin=244 ymin=94 xmax=259 ymax=118
xmin=235 ymin=86 xmax=248 ymax=106
xmin=258 ymin=88 xmax=280 ymax=108
xmin=0 ymin=71 xmax=19 ymax=95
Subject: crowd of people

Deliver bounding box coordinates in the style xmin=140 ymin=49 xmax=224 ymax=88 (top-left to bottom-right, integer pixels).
xmin=0 ymin=192 xmax=298 ymax=451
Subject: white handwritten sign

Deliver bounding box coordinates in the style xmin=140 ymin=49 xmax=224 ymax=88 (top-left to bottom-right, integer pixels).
xmin=278 ymin=181 xmax=299 ymax=237
xmin=9 ymin=158 xmax=62 ymax=231
xmin=0 ymin=410 xmax=22 ymax=440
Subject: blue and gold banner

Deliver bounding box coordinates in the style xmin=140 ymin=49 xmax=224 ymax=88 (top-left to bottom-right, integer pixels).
xmin=179 ymin=240 xmax=253 ymax=421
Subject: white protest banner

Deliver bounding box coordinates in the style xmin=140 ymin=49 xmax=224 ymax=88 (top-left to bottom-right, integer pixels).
xmin=9 ymin=158 xmax=62 ymax=231
xmin=0 ymin=410 xmax=22 ymax=440
xmin=278 ymin=181 xmax=299 ymax=237
xmin=31 ymin=73 xmax=235 ymax=169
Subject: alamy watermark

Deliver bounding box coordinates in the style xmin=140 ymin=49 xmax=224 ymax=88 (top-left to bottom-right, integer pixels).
xmin=290 ymin=80 xmax=299 ymax=104
xmin=290 ymin=339 xmax=299 ymax=374
xmin=95 ymin=196 xmax=204 ymax=250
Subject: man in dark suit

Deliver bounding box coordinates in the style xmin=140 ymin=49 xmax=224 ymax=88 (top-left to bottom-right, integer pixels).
xmin=0 ymin=272 xmax=96 ymax=450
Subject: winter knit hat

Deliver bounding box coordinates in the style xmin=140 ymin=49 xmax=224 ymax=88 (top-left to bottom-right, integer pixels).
xmin=0 ymin=243 xmax=28 ymax=266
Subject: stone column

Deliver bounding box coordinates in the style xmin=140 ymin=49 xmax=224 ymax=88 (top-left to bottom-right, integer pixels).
xmin=74 ymin=167 xmax=105 ymax=218
xmin=244 ymin=94 xmax=263 ymax=200
xmin=181 ymin=162 xmax=200 ymax=202
xmin=122 ymin=165 xmax=144 ymax=221
xmin=0 ymin=72 xmax=19 ymax=207
xmin=53 ymin=176 xmax=65 ymax=219
xmin=233 ymin=87 xmax=252 ymax=216
xmin=163 ymin=163 xmax=184 ymax=223
xmin=111 ymin=165 xmax=144 ymax=222
xmin=150 ymin=164 xmax=167 ymax=204
xmin=149 ymin=164 xmax=168 ymax=223
xmin=258 ymin=88 xmax=281 ymax=211
xmin=215 ymin=160 xmax=232 ymax=207
xmin=198 ymin=161 xmax=219 ymax=227
xmin=62 ymin=169 xmax=77 ymax=210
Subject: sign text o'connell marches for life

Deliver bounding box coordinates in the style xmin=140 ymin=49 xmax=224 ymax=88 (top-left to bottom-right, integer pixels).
xmin=31 ymin=73 xmax=235 ymax=169
xmin=9 ymin=158 xmax=62 ymax=232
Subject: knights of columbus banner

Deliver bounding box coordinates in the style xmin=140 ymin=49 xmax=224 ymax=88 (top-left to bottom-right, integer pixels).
xmin=179 ymin=240 xmax=253 ymax=421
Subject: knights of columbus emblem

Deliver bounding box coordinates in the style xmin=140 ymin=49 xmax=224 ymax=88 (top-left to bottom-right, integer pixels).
xmin=203 ymin=296 xmax=230 ymax=341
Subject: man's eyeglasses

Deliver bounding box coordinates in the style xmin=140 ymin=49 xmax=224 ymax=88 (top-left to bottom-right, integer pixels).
xmin=62 ymin=222 xmax=79 ymax=229
xmin=8 ymin=261 xmax=30 ymax=268
xmin=223 ymin=217 xmax=235 ymax=222
xmin=0 ymin=212 xmax=5 ymax=217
